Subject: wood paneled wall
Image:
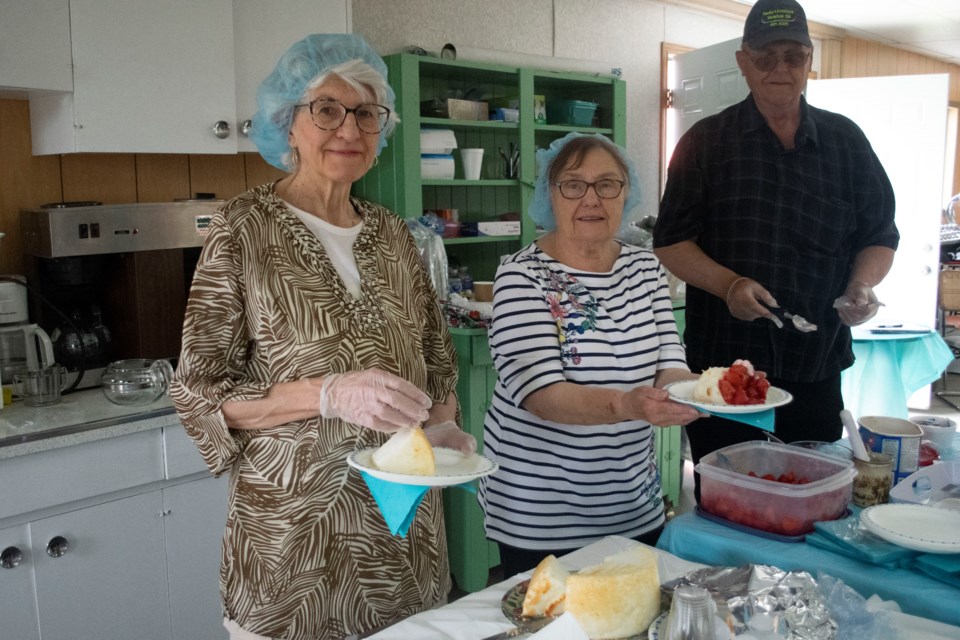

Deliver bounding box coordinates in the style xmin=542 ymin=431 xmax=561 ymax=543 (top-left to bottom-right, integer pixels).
xmin=820 ymin=37 xmax=960 ymax=195
xmin=0 ymin=99 xmax=285 ymax=275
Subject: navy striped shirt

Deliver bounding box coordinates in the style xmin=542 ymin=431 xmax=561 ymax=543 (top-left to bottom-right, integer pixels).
xmin=478 ymin=242 xmax=687 ymax=550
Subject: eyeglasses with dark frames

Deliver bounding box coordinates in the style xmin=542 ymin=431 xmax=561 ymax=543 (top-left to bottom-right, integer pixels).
xmin=553 ymin=179 xmax=625 ymax=200
xmin=294 ymin=98 xmax=391 ymax=134
xmin=746 ymin=50 xmax=811 ymax=72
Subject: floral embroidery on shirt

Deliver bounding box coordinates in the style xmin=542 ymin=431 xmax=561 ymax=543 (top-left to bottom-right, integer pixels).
xmin=537 ymin=260 xmax=599 ymax=365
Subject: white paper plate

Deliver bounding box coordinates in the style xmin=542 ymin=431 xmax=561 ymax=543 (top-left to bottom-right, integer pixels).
xmin=860 ymin=504 xmax=960 ymax=553
xmin=664 ymin=380 xmax=792 ymax=414
xmin=347 ymin=447 xmax=497 ymax=487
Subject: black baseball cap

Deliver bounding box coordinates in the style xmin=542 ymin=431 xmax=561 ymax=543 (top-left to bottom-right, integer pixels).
xmin=743 ymin=0 xmax=813 ymax=49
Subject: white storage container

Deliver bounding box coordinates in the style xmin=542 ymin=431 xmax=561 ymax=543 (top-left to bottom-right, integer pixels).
xmin=420 ymin=128 xmax=458 ymax=155
xmin=421 ymin=154 xmax=455 ymax=180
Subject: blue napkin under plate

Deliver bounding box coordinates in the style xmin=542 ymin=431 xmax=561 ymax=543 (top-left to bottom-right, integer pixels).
xmin=912 ymin=552 xmax=960 ymax=588
xmin=361 ymin=471 xmax=430 ymax=537
xmin=808 ymin=511 xmax=919 ymax=568
xmin=361 ymin=472 xmax=478 ymax=537
xmin=704 ymin=408 xmax=776 ymax=432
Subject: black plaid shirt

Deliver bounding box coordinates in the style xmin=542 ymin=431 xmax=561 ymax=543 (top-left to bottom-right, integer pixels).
xmin=654 ymin=94 xmax=898 ymax=382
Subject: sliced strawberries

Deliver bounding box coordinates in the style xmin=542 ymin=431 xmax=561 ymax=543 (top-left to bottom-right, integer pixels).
xmin=717 ymin=363 xmax=770 ymax=405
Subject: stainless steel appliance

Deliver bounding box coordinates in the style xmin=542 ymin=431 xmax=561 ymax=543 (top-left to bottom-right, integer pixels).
xmin=20 ymin=201 xmax=221 ymax=389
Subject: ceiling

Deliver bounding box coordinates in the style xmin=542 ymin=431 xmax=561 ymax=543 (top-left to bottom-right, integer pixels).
xmin=732 ymin=0 xmax=960 ymax=66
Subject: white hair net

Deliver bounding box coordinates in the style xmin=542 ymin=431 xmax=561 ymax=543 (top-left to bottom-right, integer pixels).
xmin=250 ymin=33 xmax=396 ymax=171
xmin=528 ymin=132 xmax=642 ymax=233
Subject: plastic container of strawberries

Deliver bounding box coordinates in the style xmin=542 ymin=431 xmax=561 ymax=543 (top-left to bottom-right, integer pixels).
xmin=697 ymin=440 xmax=855 ymax=537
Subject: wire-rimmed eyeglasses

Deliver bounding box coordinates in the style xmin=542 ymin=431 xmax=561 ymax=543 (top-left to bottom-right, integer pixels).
xmin=294 ymin=98 xmax=391 ymax=134
xmin=746 ymin=50 xmax=811 ymax=72
xmin=553 ymin=179 xmax=625 ymax=199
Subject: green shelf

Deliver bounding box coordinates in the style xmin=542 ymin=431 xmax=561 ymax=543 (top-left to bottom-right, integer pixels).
xmin=443 ymin=235 xmax=520 ymax=245
xmin=421 ymin=117 xmax=518 ymax=130
xmin=535 ymin=124 xmax=614 ymax=135
xmin=423 ymin=179 xmax=518 ymax=187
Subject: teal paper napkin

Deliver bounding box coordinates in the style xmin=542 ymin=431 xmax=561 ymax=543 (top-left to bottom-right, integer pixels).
xmin=360 ymin=473 xmax=478 ymax=536
xmin=809 ymin=510 xmax=919 ymax=568
xmin=912 ymin=553 xmax=960 ymax=588
xmin=361 ymin=471 xmax=430 ymax=537
xmin=706 ymin=408 xmax=776 ymax=432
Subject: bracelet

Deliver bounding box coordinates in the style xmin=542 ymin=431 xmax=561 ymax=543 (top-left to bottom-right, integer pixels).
xmin=725 ymin=277 xmax=749 ymax=306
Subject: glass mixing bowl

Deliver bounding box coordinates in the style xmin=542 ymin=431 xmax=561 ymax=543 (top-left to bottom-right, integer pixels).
xmin=101 ymin=358 xmax=174 ymax=406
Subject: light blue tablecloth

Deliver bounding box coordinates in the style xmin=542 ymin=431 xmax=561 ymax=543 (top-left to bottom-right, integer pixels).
xmin=841 ymin=331 xmax=953 ymax=419
xmin=657 ymin=510 xmax=960 ymax=627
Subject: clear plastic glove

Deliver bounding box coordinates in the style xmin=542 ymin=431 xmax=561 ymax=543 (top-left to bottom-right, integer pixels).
xmin=423 ymin=420 xmax=477 ymax=456
xmin=834 ymin=282 xmax=882 ymax=326
xmin=725 ymin=277 xmax=779 ymax=324
xmin=318 ymin=369 xmax=431 ymax=432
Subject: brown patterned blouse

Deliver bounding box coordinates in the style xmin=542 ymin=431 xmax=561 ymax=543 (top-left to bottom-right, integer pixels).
xmin=170 ymin=183 xmax=458 ymax=639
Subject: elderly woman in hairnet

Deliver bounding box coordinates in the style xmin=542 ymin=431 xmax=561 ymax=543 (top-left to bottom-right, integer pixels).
xmin=478 ymin=133 xmax=703 ymax=578
xmin=171 ymin=34 xmax=474 ymax=640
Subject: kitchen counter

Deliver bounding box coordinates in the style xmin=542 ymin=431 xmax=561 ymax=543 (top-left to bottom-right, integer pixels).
xmin=0 ymin=388 xmax=178 ymax=460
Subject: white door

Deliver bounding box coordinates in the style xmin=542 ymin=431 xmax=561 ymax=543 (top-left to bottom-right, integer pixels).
xmin=669 ymin=37 xmax=744 ymax=149
xmin=806 ymin=75 xmax=949 ymax=330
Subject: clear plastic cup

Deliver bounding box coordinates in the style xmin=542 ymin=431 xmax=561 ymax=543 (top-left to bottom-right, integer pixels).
xmin=664 ymin=585 xmax=716 ymax=640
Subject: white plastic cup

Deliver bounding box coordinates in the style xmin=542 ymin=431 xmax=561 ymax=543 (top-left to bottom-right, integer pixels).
xmin=460 ymin=148 xmax=484 ymax=180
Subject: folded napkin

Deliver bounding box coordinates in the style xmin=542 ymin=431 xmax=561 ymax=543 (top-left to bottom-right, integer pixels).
xmin=808 ymin=513 xmax=919 ymax=568
xmin=361 ymin=472 xmax=478 ymax=537
xmin=360 ymin=472 xmax=430 ymax=537
xmin=529 ymin=612 xmax=589 ymax=640
xmin=912 ymin=552 xmax=960 ymax=589
xmin=705 ymin=407 xmax=775 ymax=432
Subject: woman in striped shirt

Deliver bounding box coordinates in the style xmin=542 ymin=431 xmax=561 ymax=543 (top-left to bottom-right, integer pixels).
xmin=478 ymin=133 xmax=703 ymax=577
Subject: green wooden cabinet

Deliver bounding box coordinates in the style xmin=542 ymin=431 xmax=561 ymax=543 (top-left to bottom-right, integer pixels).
xmin=353 ymin=52 xmax=627 ymax=280
xmin=352 ymin=54 xmax=644 ymax=593
xmin=444 ymin=327 xmax=499 ymax=593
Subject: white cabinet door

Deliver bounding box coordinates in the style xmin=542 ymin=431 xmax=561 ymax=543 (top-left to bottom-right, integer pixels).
xmin=232 ymin=0 xmax=349 ymax=152
xmin=163 ymin=475 xmax=230 ymax=640
xmin=0 ymin=0 xmax=72 ymax=92
xmin=31 ymin=492 xmax=172 ymax=640
xmin=30 ymin=0 xmax=237 ymax=154
xmin=0 ymin=524 xmax=40 ymax=640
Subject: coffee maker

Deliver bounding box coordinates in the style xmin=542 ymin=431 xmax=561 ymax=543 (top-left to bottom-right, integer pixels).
xmin=0 ymin=233 xmax=58 ymax=385
xmin=20 ymin=201 xmax=220 ymax=389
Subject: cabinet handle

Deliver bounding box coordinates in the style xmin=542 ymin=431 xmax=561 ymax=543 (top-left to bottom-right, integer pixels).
xmin=241 ymin=119 xmax=252 ymax=136
xmin=1 ymin=546 xmax=23 ymax=569
xmin=211 ymin=121 xmax=231 ymax=139
xmin=46 ymin=536 xmax=70 ymax=558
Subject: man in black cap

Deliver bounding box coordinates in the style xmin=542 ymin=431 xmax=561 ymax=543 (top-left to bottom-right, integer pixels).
xmin=654 ymin=0 xmax=899 ymax=501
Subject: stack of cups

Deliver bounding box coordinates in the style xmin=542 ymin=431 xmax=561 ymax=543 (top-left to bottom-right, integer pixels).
xmin=663 ymin=585 xmax=716 ymax=640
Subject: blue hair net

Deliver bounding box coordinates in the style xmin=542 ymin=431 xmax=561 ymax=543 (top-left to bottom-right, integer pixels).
xmin=250 ymin=33 xmax=396 ymax=171
xmin=528 ymin=132 xmax=642 ymax=233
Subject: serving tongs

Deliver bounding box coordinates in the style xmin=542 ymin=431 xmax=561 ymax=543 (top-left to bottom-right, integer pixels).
xmin=763 ymin=304 xmax=817 ymax=333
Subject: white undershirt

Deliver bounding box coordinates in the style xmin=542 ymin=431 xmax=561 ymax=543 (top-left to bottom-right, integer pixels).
xmin=287 ymin=203 xmax=363 ymax=297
